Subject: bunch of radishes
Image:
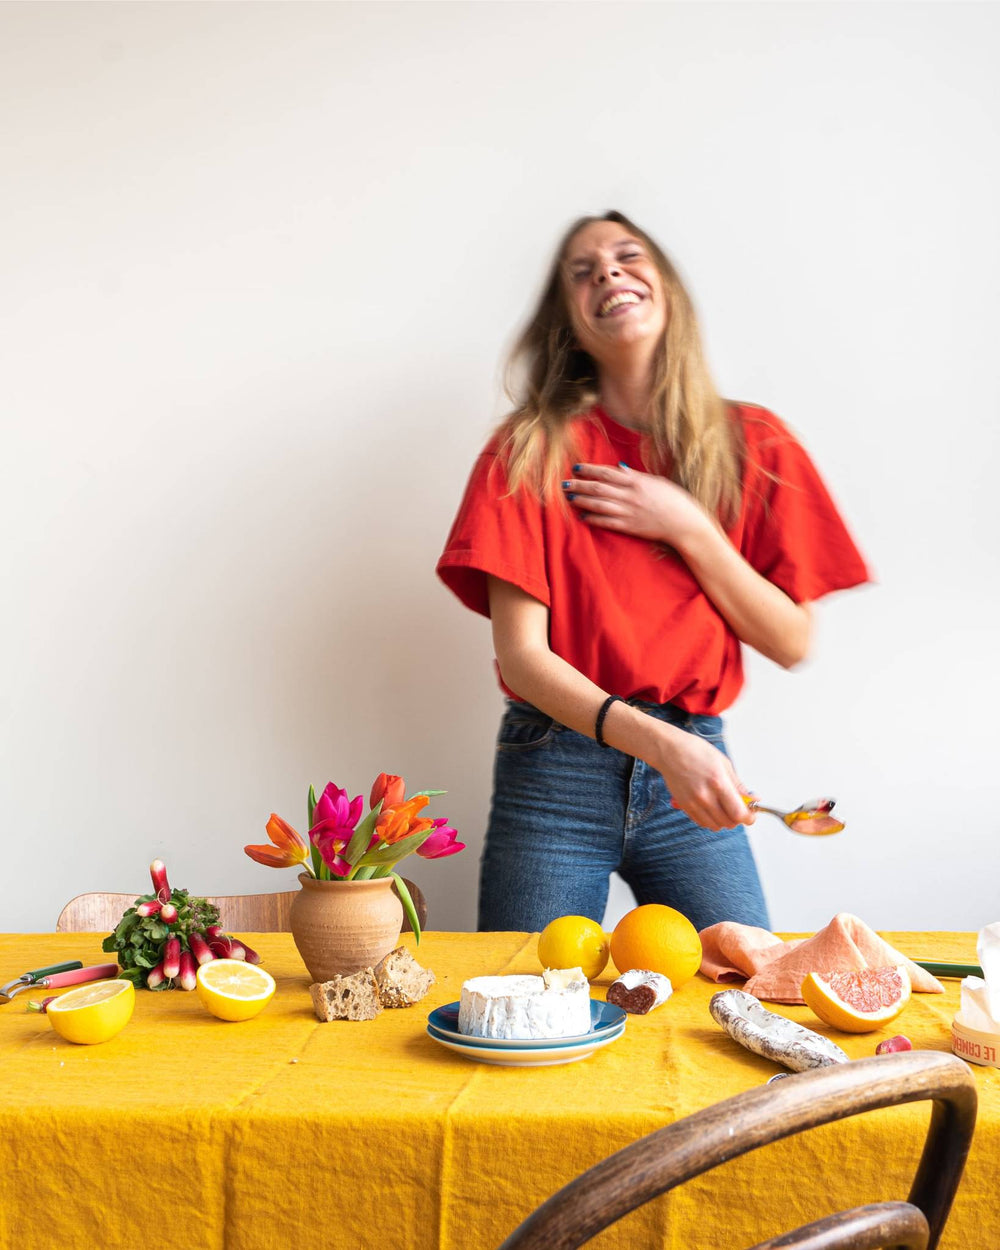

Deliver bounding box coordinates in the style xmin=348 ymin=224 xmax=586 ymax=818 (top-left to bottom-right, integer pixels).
xmin=102 ymin=860 xmax=261 ymax=991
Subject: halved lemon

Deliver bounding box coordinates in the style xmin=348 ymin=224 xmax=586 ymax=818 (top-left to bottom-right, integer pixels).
xmin=47 ymin=979 xmax=135 ymax=1044
xmin=801 ymin=965 xmax=911 ymax=1034
xmin=196 ymin=958 xmax=275 ymax=1022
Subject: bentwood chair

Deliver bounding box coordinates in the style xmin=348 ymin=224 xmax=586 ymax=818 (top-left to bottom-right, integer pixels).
xmin=498 ymin=1051 xmax=977 ymax=1250
xmin=56 ymin=878 xmax=428 ymax=934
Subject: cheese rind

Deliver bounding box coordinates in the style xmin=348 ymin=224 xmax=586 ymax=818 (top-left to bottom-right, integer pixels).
xmin=458 ymin=972 xmax=592 ymax=1039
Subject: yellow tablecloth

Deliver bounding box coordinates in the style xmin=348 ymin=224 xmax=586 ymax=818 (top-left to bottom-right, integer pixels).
xmin=1 ymin=931 xmax=997 ymax=1249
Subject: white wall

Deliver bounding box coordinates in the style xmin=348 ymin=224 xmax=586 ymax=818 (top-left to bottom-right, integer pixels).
xmin=3 ymin=2 xmax=998 ymax=936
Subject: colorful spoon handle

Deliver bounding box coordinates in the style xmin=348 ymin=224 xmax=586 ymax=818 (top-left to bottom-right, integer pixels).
xmin=42 ymin=963 xmax=120 ymax=988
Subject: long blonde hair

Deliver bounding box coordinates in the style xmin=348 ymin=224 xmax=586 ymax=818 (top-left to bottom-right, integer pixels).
xmin=498 ymin=211 xmax=744 ymax=523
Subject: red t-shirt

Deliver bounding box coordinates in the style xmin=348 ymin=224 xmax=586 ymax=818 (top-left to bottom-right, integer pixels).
xmin=436 ymin=404 xmax=871 ymax=714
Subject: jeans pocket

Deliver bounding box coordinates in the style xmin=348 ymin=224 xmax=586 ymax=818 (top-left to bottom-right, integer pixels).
xmin=497 ymin=705 xmax=557 ymax=752
xmin=685 ymin=714 xmax=725 ymax=745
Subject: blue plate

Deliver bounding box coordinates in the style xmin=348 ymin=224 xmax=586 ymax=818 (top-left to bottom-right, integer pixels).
xmin=425 ymin=1021 xmax=626 ymax=1066
xmin=427 ymin=999 xmax=626 ymax=1049
xmin=428 ymin=1019 xmax=625 ymax=1051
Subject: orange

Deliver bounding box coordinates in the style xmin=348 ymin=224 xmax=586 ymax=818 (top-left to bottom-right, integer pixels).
xmin=801 ymin=965 xmax=911 ymax=1034
xmin=537 ymin=916 xmax=610 ymax=981
xmin=610 ymin=905 xmax=702 ymax=988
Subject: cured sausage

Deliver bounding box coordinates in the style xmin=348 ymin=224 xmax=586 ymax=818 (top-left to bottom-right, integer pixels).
xmin=607 ymin=969 xmax=673 ymax=1014
xmin=710 ymin=989 xmax=849 ymax=1071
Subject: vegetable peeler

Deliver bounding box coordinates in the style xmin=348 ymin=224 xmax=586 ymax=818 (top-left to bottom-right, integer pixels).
xmin=0 ymin=961 xmax=119 ymax=1004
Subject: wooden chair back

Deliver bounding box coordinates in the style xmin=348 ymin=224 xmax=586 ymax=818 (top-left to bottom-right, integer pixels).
xmin=498 ymin=1050 xmax=977 ymax=1250
xmin=56 ymin=878 xmax=428 ymax=935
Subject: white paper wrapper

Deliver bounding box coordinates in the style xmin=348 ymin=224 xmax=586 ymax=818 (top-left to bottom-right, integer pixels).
xmin=956 ymin=921 xmax=1000 ymax=1032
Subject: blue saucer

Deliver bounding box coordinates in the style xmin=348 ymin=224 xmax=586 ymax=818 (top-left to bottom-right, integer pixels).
xmin=427 ymin=999 xmax=626 ymax=1049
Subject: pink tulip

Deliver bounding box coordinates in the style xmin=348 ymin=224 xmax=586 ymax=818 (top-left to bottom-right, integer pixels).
xmin=309 ymin=783 xmax=364 ymax=876
xmin=416 ymin=818 xmax=465 ymax=859
xmin=313 ymin=783 xmax=364 ymax=830
xmin=309 ymin=830 xmax=352 ymax=877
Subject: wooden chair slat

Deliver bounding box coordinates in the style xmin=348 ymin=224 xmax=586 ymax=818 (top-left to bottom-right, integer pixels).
xmin=56 ymin=878 xmax=428 ymax=935
xmin=747 ymin=1202 xmax=930 ymax=1250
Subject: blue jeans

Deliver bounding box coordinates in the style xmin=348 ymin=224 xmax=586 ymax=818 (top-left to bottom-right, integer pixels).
xmin=478 ymin=699 xmax=771 ymax=934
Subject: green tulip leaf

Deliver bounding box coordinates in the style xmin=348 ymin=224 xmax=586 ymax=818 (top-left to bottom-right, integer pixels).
xmin=344 ymin=799 xmax=383 ymax=867
xmin=307 ymin=784 xmax=318 ymax=826
xmin=307 ymin=785 xmax=322 ymax=876
xmin=391 ymin=872 xmax=421 ymax=944
xmin=357 ymin=827 xmax=433 ymax=867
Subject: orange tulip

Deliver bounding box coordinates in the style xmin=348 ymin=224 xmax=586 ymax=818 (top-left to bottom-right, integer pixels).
xmin=370 ymin=773 xmax=406 ymax=812
xmin=244 ymin=813 xmax=311 ymax=869
xmin=377 ymin=795 xmax=433 ymax=845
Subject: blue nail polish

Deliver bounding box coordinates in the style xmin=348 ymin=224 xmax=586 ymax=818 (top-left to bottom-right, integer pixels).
xmin=618 ymin=461 xmax=630 ymax=469
xmin=566 ymin=492 xmax=575 ymax=500
xmin=561 ymin=480 xmax=571 ymax=489
xmin=572 ymin=464 xmax=582 ymax=472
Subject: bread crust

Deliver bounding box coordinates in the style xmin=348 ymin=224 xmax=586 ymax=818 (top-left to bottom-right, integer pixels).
xmin=374 ymin=946 xmax=436 ymax=1007
xmin=308 ymin=948 xmax=436 ymax=1020
xmin=310 ymin=968 xmax=383 ymax=1022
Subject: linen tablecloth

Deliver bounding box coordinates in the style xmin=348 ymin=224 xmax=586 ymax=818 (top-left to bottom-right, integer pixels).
xmin=1 ymin=930 xmax=997 ymax=1249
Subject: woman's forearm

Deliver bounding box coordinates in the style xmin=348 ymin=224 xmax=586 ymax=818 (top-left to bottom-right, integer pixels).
xmin=496 ymin=638 xmax=659 ymax=757
xmin=488 ymin=576 xmax=752 ymax=831
xmin=676 ymin=518 xmax=812 ymax=669
xmin=563 ymin=463 xmax=812 ymax=668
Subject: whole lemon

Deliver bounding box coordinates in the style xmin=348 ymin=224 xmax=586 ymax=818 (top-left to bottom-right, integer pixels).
xmin=610 ymin=905 xmax=702 ymax=988
xmin=537 ymin=915 xmax=610 ymax=981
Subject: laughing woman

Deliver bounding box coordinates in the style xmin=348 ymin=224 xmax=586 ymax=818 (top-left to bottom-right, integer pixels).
xmin=436 ymin=211 xmax=869 ymax=934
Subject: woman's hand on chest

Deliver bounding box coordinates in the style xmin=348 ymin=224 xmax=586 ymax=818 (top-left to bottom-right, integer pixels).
xmin=561 ymin=463 xmax=712 ymax=551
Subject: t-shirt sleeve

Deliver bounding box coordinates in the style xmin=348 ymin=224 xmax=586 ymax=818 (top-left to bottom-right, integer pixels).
xmin=436 ymin=449 xmax=550 ymax=618
xmin=739 ymin=411 xmax=872 ymax=604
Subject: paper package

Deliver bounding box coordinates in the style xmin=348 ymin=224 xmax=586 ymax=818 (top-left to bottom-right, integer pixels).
xmin=956 ymin=921 xmax=1000 ymax=1033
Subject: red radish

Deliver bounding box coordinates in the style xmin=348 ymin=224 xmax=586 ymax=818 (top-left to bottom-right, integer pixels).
xmin=159 ymin=902 xmax=179 ymax=924
xmin=227 ymin=940 xmax=248 ymax=961
xmin=177 ymin=951 xmax=198 ymax=991
xmin=150 ymin=859 xmax=171 ymax=904
xmin=876 ymin=1034 xmax=913 ymax=1055
xmin=240 ymin=942 xmax=261 ymax=965
xmin=188 ymin=932 xmax=214 ymax=966
xmin=146 ymin=961 xmax=166 ymax=989
xmin=136 ymin=900 xmax=163 ymax=918
xmin=206 ymin=925 xmax=225 ymax=939
xmin=209 ymin=937 xmax=235 ymax=959
xmin=163 ymin=936 xmax=181 ymax=979
xmin=25 ymin=996 xmax=58 ymax=1014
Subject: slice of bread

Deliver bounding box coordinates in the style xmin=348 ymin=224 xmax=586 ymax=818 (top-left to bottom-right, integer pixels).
xmin=310 ymin=968 xmax=383 ymax=1022
xmin=374 ymin=946 xmax=436 ymax=1007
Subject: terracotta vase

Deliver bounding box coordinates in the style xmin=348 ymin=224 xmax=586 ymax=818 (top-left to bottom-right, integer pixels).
xmin=289 ymin=873 xmax=403 ymax=982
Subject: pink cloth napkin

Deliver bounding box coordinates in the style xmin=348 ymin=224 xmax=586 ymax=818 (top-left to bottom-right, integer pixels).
xmin=698 ymin=912 xmax=945 ymax=1004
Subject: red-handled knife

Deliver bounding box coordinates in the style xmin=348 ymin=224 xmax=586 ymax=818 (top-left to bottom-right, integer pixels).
xmin=0 ymin=962 xmax=120 ymax=1004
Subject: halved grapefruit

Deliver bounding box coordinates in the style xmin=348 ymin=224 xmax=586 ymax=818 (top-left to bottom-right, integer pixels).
xmin=801 ymin=965 xmax=911 ymax=1033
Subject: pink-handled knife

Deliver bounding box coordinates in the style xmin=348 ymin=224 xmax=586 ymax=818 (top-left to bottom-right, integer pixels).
xmin=0 ymin=962 xmax=120 ymax=1004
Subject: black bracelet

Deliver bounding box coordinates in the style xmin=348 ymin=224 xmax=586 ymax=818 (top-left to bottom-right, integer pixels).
xmin=595 ymin=695 xmax=625 ymax=748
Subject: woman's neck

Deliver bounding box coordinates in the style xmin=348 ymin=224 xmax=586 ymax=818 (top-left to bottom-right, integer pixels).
xmin=596 ymin=363 xmax=655 ymax=432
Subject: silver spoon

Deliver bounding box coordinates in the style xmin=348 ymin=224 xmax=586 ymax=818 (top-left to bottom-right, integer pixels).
xmin=744 ymin=795 xmax=845 ymax=836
